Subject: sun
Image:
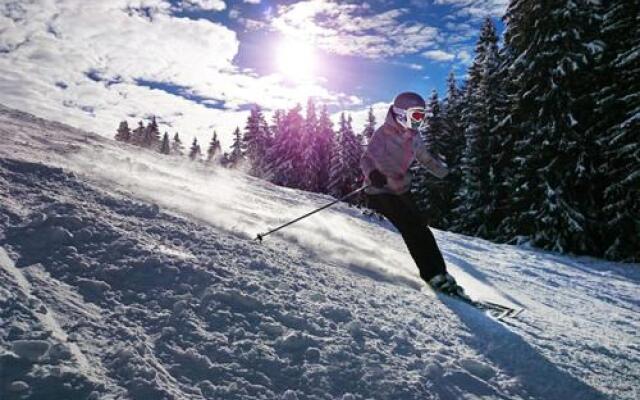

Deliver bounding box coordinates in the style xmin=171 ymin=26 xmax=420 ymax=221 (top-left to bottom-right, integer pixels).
xmin=276 ymin=38 xmax=317 ymax=83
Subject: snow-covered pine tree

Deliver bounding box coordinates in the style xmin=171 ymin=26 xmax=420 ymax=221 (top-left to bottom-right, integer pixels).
xmin=243 ymin=106 xmax=271 ymax=176
xmin=226 ymin=127 xmax=244 ymax=168
xmin=264 ymin=105 xmax=304 ymax=188
xmin=478 ymin=17 xmax=507 ymax=239
xmin=328 ymin=114 xmax=346 ymax=198
xmin=437 ymin=72 xmax=467 ymax=229
xmin=142 ymin=116 xmax=161 ymax=149
xmin=500 ymin=0 xmax=602 ymax=254
xmin=130 ymin=121 xmax=145 ymax=146
xmin=171 ymin=133 xmax=185 ymax=156
xmin=490 ymin=32 xmax=519 ymax=243
xmin=316 ymin=105 xmax=335 ymax=194
xmin=189 ymin=137 xmax=202 ymax=161
xmin=270 ymin=109 xmax=286 ymax=140
xmin=346 ymin=114 xmax=365 ymax=196
xmin=362 ymin=106 xmax=376 ymax=145
xmin=595 ymin=0 xmax=640 ymax=261
xmin=115 ymin=121 xmax=131 ymax=142
xmin=301 ymin=98 xmax=323 ymax=192
xmin=453 ymin=17 xmax=501 ymax=238
xmin=263 ymin=109 xmax=285 ymax=185
xmin=328 ymin=113 xmax=363 ymax=199
xmin=206 ymin=131 xmax=222 ymax=164
xmin=160 ymin=132 xmax=171 ymax=155
xmin=411 ymin=90 xmax=449 ymax=227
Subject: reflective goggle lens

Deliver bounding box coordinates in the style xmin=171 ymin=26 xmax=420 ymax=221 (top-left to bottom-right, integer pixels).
xmin=410 ymin=111 xmax=426 ymax=121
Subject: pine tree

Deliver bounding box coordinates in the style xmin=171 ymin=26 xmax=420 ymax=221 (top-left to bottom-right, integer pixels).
xmin=171 ymin=133 xmax=185 ymax=156
xmin=328 ymin=113 xmax=363 ymax=198
xmin=346 ymin=114 xmax=365 ymax=199
xmin=301 ymin=98 xmax=323 ymax=192
xmin=160 ymin=132 xmax=171 ymax=155
xmin=142 ymin=116 xmax=161 ymax=149
xmin=315 ymin=105 xmax=335 ymax=194
xmin=454 ymin=17 xmax=501 ymax=238
xmin=328 ymin=114 xmax=347 ymax=198
xmin=362 ymin=106 xmax=376 ymax=144
xmin=130 ymin=121 xmax=145 ymax=146
xmin=243 ymin=106 xmax=271 ymax=176
xmin=189 ymin=137 xmax=202 ymax=161
xmin=264 ymin=105 xmax=304 ymax=188
xmin=438 ymin=72 xmax=467 ymax=229
xmin=115 ymin=121 xmax=131 ymax=142
xmin=227 ymin=127 xmax=244 ymax=167
xmin=500 ymin=0 xmax=603 ymax=254
xmin=264 ymin=109 xmax=286 ymax=184
xmin=411 ymin=90 xmax=448 ymax=226
xmin=489 ymin=35 xmax=519 ymax=243
xmin=595 ymin=1 xmax=640 ymax=261
xmin=206 ymin=131 xmax=222 ymax=163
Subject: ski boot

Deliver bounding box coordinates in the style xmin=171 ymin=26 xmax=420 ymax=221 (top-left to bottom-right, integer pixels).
xmin=428 ymin=273 xmax=471 ymax=302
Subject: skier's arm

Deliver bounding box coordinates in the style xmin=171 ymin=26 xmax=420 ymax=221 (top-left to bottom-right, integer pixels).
xmin=361 ymin=145 xmax=390 ymax=188
xmin=414 ymin=136 xmax=449 ymax=179
xmin=360 ymin=151 xmax=377 ymax=179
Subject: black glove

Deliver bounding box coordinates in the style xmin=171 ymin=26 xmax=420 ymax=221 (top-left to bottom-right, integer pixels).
xmin=369 ymin=169 xmax=387 ymax=188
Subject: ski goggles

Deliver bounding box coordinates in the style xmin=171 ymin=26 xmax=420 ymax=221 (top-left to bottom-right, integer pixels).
xmin=393 ymin=106 xmax=430 ymax=131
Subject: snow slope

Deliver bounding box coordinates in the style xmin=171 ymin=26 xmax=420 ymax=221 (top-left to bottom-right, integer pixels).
xmin=0 ymin=104 xmax=638 ymax=400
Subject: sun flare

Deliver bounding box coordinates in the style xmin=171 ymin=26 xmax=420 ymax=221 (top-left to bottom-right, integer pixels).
xmin=276 ymin=38 xmax=317 ymax=83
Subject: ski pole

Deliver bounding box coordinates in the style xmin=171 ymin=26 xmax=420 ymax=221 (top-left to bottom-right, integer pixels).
xmin=256 ymin=184 xmax=371 ymax=242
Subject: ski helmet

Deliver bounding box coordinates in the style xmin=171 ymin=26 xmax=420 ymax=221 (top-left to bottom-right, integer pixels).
xmin=392 ymin=92 xmax=428 ymax=131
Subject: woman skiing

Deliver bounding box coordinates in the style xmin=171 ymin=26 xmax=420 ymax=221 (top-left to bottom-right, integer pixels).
xmin=361 ymin=92 xmax=465 ymax=296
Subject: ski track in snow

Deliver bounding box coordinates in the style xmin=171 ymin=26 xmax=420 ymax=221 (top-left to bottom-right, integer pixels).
xmin=0 ymin=104 xmax=638 ymax=400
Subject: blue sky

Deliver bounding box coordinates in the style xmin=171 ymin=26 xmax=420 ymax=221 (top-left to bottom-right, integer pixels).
xmin=0 ymin=0 xmax=506 ymax=147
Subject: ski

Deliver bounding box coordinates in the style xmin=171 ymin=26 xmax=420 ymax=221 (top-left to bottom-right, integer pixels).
xmin=444 ymin=292 xmax=524 ymax=321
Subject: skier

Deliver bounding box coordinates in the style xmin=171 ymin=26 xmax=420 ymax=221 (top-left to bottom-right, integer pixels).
xmin=361 ymin=92 xmax=465 ymax=296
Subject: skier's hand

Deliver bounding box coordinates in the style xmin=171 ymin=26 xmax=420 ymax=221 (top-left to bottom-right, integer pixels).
xmin=369 ymin=169 xmax=387 ymax=188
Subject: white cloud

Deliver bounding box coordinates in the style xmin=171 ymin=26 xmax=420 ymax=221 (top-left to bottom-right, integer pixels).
xmin=179 ymin=0 xmax=226 ymax=11
xmin=422 ymin=50 xmax=455 ymax=62
xmin=229 ymin=8 xmax=241 ymax=19
xmin=387 ymin=60 xmax=424 ymax=70
xmin=457 ymin=49 xmax=472 ymax=64
xmin=271 ymin=0 xmax=440 ymax=59
xmin=0 ymin=0 xmax=357 ymax=148
xmin=243 ymin=0 xmax=261 ymax=4
xmin=434 ymin=0 xmax=508 ymax=18
xmin=240 ymin=18 xmax=268 ymax=30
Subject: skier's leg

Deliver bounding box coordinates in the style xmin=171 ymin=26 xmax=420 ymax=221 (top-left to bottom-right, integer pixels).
xmin=396 ymin=193 xmax=447 ymax=281
xmin=367 ymin=193 xmax=446 ymax=282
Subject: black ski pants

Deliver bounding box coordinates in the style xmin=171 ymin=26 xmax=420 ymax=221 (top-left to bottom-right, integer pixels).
xmin=367 ymin=192 xmax=446 ymax=282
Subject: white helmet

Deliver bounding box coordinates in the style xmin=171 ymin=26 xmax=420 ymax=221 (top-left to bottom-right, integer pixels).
xmin=392 ymin=92 xmax=429 ymax=131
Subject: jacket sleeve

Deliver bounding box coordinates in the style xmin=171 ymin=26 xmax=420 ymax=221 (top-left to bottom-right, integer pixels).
xmin=414 ymin=135 xmax=449 ymax=179
xmin=360 ymin=150 xmax=376 ymax=179
xmin=361 ymin=129 xmax=382 ymax=179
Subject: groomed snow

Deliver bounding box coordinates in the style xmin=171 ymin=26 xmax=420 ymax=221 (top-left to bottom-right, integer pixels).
xmin=0 ymin=104 xmax=638 ymax=399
